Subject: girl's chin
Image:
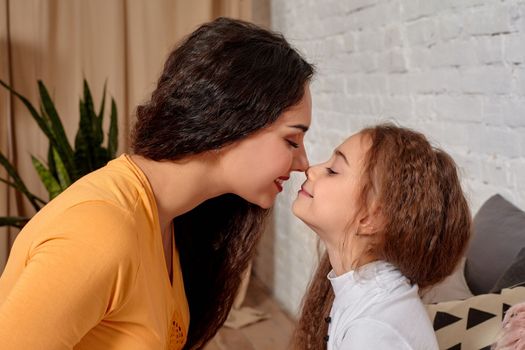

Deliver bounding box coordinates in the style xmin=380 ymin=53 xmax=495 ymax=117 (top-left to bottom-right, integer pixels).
xmin=291 ymin=204 xmax=325 ymax=236
xmin=291 ymin=202 xmax=304 ymax=219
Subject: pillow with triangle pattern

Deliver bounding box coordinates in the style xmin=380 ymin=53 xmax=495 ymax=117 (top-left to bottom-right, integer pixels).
xmin=425 ymin=286 xmax=525 ymax=350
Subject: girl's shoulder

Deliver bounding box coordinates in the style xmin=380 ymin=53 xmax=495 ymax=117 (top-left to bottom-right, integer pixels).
xmin=338 ymin=317 xmax=438 ymax=350
xmin=330 ymin=261 xmax=438 ymax=349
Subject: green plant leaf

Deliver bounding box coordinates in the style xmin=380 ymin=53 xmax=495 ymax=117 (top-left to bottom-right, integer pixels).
xmin=83 ymin=79 xmax=103 ymax=147
xmin=0 ymin=177 xmax=47 ymax=206
xmin=95 ymin=147 xmax=109 ymax=170
xmin=47 ymin=144 xmax=57 ymax=180
xmin=31 ymin=156 xmax=62 ymax=200
xmin=52 ymin=148 xmax=71 ymax=190
xmin=98 ymin=80 xmax=107 ymax=120
xmin=39 ymin=104 xmax=53 ymax=130
xmin=75 ymin=97 xmax=94 ymax=174
xmin=108 ymin=98 xmax=118 ymax=159
xmin=40 ymin=106 xmax=58 ymax=181
xmin=0 ymin=152 xmax=43 ymax=211
xmin=0 ymin=80 xmax=62 ymax=158
xmin=95 ymin=81 xmax=108 ymax=168
xmin=0 ymin=216 xmax=29 ymax=229
xmin=75 ymin=80 xmax=112 ymax=175
xmin=38 ymin=80 xmax=75 ymax=174
xmin=0 ymin=79 xmax=119 ymax=223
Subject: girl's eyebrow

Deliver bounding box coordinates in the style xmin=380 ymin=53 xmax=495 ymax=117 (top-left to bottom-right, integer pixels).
xmin=288 ymin=124 xmax=309 ymax=133
xmin=334 ymin=149 xmax=349 ymax=165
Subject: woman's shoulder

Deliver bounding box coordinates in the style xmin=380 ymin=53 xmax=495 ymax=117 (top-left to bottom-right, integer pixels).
xmin=23 ymin=200 xmax=142 ymax=261
xmin=29 ymin=155 xmax=156 ymax=235
xmin=14 ymin=156 xmax=158 ymax=271
xmin=62 ymin=154 xmax=150 ymax=212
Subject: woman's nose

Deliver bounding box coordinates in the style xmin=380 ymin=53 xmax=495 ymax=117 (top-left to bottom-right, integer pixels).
xmin=292 ymin=144 xmax=309 ymax=172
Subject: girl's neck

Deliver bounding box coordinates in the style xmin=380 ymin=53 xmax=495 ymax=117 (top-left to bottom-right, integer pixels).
xmin=323 ymin=239 xmax=377 ymax=276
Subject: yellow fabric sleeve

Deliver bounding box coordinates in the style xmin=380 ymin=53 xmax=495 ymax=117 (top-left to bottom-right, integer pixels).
xmin=0 ymin=201 xmax=139 ymax=349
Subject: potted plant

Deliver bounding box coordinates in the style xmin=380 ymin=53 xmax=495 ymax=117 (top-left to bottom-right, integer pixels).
xmin=0 ymin=79 xmax=118 ymax=229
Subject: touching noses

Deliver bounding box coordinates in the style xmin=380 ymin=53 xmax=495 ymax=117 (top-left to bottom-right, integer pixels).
xmin=305 ymin=163 xmax=321 ymax=180
xmin=305 ymin=163 xmax=326 ymax=181
xmin=291 ymin=144 xmax=309 ymax=172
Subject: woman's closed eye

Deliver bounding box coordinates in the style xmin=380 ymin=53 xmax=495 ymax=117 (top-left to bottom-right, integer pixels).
xmin=286 ymin=139 xmax=299 ymax=148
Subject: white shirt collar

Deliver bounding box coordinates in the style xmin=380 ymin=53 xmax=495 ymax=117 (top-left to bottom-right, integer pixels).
xmin=327 ymin=260 xmax=407 ymax=299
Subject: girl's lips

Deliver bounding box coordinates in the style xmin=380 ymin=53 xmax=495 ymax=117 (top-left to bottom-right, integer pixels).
xmin=298 ymin=185 xmax=313 ymax=198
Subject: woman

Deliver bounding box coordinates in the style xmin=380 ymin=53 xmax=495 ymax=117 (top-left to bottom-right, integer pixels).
xmin=291 ymin=124 xmax=471 ymax=349
xmin=0 ymin=17 xmax=314 ymax=349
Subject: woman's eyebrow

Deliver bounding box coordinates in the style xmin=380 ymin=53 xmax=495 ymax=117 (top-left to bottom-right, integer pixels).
xmin=288 ymin=124 xmax=309 ymax=132
xmin=334 ymin=149 xmax=349 ymax=165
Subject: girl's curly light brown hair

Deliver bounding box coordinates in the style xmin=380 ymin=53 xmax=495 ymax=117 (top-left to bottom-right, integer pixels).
xmin=292 ymin=124 xmax=472 ymax=350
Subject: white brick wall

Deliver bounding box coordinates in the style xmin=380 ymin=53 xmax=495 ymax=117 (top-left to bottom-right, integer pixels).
xmin=253 ymin=0 xmax=525 ymax=316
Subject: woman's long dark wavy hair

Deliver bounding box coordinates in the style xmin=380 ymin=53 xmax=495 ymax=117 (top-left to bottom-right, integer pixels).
xmin=131 ymin=17 xmax=314 ymax=349
xmin=292 ymin=124 xmax=472 ymax=349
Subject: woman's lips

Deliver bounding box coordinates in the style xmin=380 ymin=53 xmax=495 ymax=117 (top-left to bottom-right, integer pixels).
xmin=274 ymin=176 xmax=289 ymax=192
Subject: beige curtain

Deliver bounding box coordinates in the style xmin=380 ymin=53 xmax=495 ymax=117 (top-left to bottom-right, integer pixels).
xmin=0 ymin=0 xmax=266 ymax=269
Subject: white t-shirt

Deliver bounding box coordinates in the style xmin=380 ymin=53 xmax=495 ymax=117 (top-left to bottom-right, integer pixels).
xmin=326 ymin=260 xmax=439 ymax=350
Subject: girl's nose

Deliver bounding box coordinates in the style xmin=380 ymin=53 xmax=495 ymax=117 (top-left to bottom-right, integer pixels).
xmin=305 ymin=163 xmax=322 ymax=180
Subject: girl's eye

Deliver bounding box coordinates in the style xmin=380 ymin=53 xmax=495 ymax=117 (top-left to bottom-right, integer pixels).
xmin=286 ymin=139 xmax=299 ymax=149
xmin=326 ymin=167 xmax=338 ymax=175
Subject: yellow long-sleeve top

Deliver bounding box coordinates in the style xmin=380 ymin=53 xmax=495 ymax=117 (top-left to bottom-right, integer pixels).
xmin=0 ymin=155 xmax=189 ymax=349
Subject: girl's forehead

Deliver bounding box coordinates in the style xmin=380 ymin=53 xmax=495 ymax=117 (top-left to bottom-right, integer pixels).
xmin=339 ymin=133 xmax=369 ymax=153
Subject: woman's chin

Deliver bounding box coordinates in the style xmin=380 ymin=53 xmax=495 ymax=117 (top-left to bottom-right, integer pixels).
xmin=240 ymin=191 xmax=275 ymax=209
xmin=252 ymin=199 xmax=273 ymax=209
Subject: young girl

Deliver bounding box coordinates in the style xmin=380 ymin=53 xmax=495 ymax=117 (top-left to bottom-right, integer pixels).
xmin=0 ymin=18 xmax=313 ymax=349
xmin=292 ymin=124 xmax=471 ymax=349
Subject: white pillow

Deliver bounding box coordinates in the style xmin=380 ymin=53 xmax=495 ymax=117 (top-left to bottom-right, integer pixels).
xmin=421 ymin=257 xmax=473 ymax=304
